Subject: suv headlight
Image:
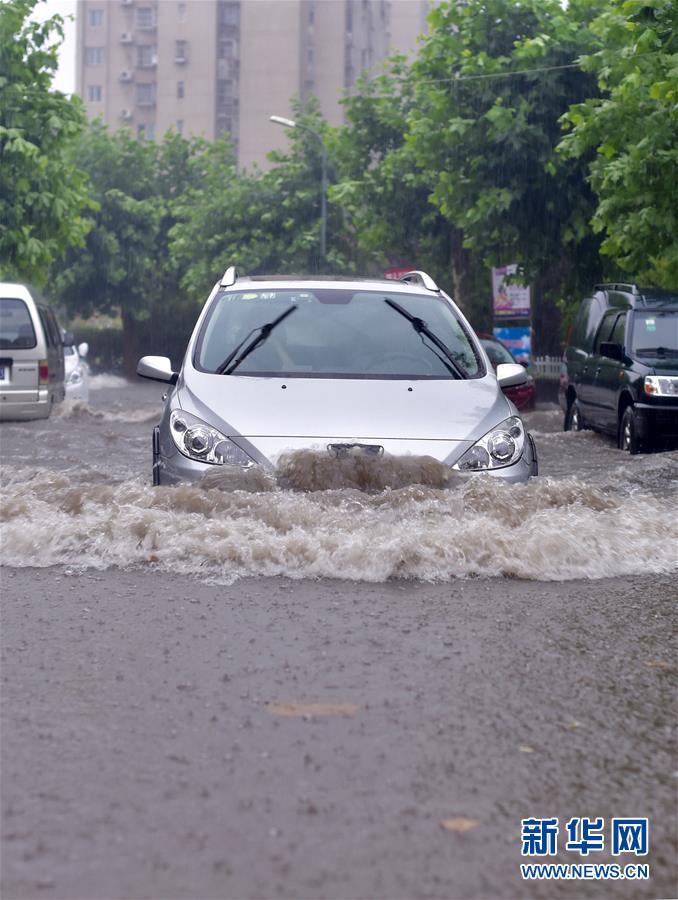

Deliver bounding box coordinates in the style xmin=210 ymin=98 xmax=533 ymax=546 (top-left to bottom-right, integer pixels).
xmin=644 ymin=375 xmax=678 ymax=397
xmin=170 ymin=409 xmax=253 ymax=466
xmin=453 ymin=416 xmax=525 ymax=471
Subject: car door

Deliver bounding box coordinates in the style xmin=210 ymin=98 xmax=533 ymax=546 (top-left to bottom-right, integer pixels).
xmin=583 ymin=310 xmax=619 ymax=425
xmin=593 ymin=311 xmax=627 ymax=432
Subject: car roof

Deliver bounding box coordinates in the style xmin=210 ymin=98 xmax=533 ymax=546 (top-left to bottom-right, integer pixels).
xmin=223 ymin=275 xmax=442 ymax=295
xmin=594 ymin=285 xmax=678 ymax=311
xmin=0 ymin=282 xmax=33 ymax=301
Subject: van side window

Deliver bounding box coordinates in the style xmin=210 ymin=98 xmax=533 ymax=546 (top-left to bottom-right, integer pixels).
xmin=47 ymin=309 xmax=62 ymax=348
xmin=38 ymin=307 xmax=54 ymax=347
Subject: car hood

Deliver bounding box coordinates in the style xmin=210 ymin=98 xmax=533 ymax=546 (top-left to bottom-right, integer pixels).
xmin=176 ymin=370 xmax=512 ymax=465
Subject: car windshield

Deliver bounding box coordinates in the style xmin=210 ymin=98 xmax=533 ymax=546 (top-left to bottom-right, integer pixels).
xmin=195 ymin=289 xmax=483 ymax=379
xmin=0 ymin=298 xmax=36 ymax=349
xmin=630 ymin=311 xmax=678 ymax=356
xmin=480 ymin=337 xmax=514 ymax=367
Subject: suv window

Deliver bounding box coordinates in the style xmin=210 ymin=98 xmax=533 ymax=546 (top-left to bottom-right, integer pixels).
xmin=0 ymin=298 xmax=37 ymax=349
xmin=594 ymin=311 xmax=619 ymax=354
xmin=609 ymin=311 xmax=626 ymax=348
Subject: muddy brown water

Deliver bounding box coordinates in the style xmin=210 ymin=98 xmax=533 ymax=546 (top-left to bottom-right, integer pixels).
xmin=1 ymin=378 xmax=676 ymax=583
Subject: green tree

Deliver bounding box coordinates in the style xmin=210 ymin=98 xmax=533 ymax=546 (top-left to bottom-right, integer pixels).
xmin=332 ymin=58 xmax=456 ymax=287
xmin=52 ymin=122 xmax=205 ymax=374
xmin=0 ymin=0 xmax=92 ymax=281
xmin=402 ymin=0 xmax=604 ymax=351
xmin=170 ymin=102 xmax=355 ymax=301
xmin=560 ymin=0 xmax=678 ymax=287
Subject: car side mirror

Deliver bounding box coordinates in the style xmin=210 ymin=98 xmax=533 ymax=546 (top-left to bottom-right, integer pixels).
xmin=137 ymin=355 xmax=178 ymax=384
xmin=496 ymin=363 xmax=528 ymax=388
xmin=63 ymin=330 xmax=75 ymax=346
xmin=77 ymin=342 xmax=89 ymax=358
xmin=599 ymin=341 xmax=623 ymax=361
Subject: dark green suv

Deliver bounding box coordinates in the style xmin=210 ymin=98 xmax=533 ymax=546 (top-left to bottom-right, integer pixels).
xmin=560 ymin=284 xmax=678 ymax=452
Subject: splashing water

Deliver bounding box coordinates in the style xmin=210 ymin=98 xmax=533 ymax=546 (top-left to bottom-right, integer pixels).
xmin=1 ymin=447 xmax=676 ymax=583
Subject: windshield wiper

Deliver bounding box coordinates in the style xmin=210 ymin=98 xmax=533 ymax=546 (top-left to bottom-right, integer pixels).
xmin=383 ymin=297 xmax=464 ymax=378
xmin=635 ymin=346 xmax=678 ymax=357
xmin=216 ymin=305 xmax=298 ymax=375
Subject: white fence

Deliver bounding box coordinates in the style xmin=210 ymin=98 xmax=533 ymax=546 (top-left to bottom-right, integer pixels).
xmin=532 ymin=356 xmax=563 ymax=380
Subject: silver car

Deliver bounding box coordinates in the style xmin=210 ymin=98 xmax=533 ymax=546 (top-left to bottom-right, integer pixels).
xmin=0 ymin=282 xmax=65 ymax=420
xmin=138 ymin=270 xmax=538 ymax=485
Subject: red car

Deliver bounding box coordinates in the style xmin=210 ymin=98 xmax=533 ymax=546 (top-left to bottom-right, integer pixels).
xmin=478 ymin=332 xmax=537 ymax=411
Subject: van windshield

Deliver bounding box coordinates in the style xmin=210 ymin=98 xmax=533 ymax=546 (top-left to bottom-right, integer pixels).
xmin=0 ymin=298 xmax=37 ymax=349
xmin=630 ymin=311 xmax=678 ymax=357
xmin=194 ymin=289 xmax=483 ymax=379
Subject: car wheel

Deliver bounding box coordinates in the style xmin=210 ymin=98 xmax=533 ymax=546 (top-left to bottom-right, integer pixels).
xmin=619 ymin=406 xmax=642 ymax=454
xmin=564 ymin=397 xmax=583 ymax=432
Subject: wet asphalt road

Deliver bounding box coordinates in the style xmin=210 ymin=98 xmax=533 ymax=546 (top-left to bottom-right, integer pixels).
xmin=1 ymin=380 xmax=677 ymax=899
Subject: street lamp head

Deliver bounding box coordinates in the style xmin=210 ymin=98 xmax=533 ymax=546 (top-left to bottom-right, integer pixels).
xmin=270 ymin=115 xmax=297 ymax=129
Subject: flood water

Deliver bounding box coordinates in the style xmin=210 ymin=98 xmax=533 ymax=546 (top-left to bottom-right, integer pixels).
xmin=1 ymin=377 xmax=677 ymax=583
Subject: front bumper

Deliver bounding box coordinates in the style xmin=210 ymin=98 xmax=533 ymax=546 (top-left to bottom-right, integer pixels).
xmin=633 ymin=402 xmax=678 ymax=440
xmin=153 ymin=430 xmax=538 ymax=486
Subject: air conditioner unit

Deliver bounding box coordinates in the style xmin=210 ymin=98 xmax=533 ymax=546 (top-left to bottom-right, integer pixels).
xmin=119 ymin=70 xmax=133 ymax=82
xmin=121 ymin=32 xmax=133 ymax=44
xmin=121 ymin=0 xmax=134 ymax=6
xmin=120 ymin=109 xmax=133 ymax=120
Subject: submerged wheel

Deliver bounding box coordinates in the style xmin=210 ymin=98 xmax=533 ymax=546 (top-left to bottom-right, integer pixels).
xmin=619 ymin=406 xmax=642 ymax=454
xmin=564 ymin=397 xmax=583 ymax=432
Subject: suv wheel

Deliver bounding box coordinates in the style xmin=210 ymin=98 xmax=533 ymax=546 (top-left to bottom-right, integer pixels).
xmin=564 ymin=397 xmax=583 ymax=432
xmin=619 ymin=406 xmax=642 ymax=454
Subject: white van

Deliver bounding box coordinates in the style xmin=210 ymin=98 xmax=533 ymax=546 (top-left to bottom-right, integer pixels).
xmin=0 ymin=282 xmax=66 ymax=420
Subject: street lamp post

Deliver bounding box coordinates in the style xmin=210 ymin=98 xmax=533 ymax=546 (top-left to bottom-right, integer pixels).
xmin=270 ymin=115 xmax=327 ymax=259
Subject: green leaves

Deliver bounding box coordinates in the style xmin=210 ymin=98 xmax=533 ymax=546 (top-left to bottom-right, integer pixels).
xmin=560 ymin=0 xmax=678 ymax=286
xmin=0 ymin=0 xmax=92 ymax=283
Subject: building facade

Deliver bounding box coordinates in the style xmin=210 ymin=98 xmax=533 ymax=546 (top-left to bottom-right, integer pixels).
xmin=76 ymin=0 xmax=430 ymax=169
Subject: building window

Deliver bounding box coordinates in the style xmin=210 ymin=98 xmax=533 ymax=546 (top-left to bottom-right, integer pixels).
xmin=177 ymin=80 xmax=185 ymax=99
xmin=176 ymin=119 xmax=184 ymax=135
xmin=88 ymin=9 xmax=103 ymax=26
xmin=308 ymin=2 xmax=315 ymax=25
xmin=218 ymin=38 xmax=236 ymax=59
xmin=135 ymin=83 xmax=155 ymax=106
xmin=178 ymin=2 xmax=187 ymax=22
xmin=137 ymin=124 xmax=146 ymax=138
xmin=136 ymin=44 xmax=156 ymax=67
xmin=175 ymin=40 xmax=188 ymax=62
xmin=218 ymin=2 xmax=240 ymax=26
xmin=136 ymin=7 xmax=156 ymax=29
xmin=87 ymin=84 xmax=103 ymax=102
xmin=85 ymin=47 xmax=104 ymax=65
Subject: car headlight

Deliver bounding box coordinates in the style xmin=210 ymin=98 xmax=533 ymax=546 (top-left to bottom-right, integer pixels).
xmin=169 ymin=409 xmax=253 ymax=466
xmin=67 ymin=367 xmax=83 ymax=385
xmin=453 ymin=416 xmax=525 ymax=471
xmin=644 ymin=375 xmax=678 ymax=397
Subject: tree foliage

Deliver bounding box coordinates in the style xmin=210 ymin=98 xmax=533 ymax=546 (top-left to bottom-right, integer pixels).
xmin=560 ymin=0 xmax=678 ymax=287
xmin=0 ymin=0 xmax=92 ymax=282
xmin=170 ymin=101 xmax=356 ymax=301
xmin=52 ymin=122 xmax=205 ymax=373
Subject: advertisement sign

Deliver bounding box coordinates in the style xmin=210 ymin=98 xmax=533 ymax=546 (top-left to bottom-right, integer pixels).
xmin=494 ymin=325 xmax=532 ymax=367
xmin=492 ymin=264 xmax=531 ymax=318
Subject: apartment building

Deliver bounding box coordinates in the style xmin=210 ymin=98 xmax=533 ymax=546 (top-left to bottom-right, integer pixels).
xmin=76 ymin=0 xmax=430 ymax=169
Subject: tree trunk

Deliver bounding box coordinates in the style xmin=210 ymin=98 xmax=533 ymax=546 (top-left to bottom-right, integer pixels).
xmin=450 ymin=229 xmax=471 ymax=313
xmin=121 ymin=309 xmax=143 ymax=380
